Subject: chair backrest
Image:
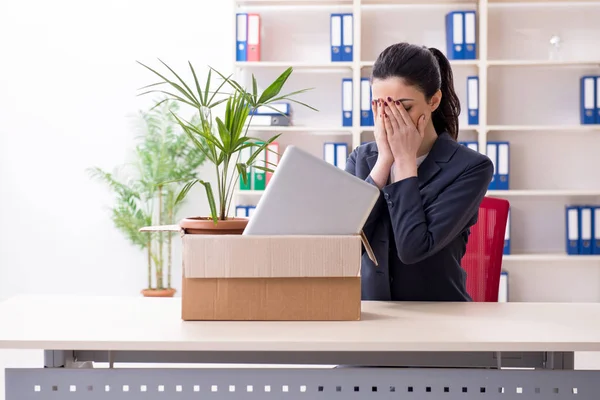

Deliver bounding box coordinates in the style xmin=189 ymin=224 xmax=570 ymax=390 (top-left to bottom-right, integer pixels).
xmin=462 ymin=196 xmax=510 ymax=302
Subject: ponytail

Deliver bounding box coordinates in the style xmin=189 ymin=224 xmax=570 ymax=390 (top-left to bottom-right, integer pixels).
xmin=371 ymin=42 xmax=461 ymax=140
xmin=428 ymin=47 xmax=460 ymax=140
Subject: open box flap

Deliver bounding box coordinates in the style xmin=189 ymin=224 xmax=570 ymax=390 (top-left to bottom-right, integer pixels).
xmin=183 ymin=235 xmax=363 ymax=278
xmin=140 ymin=225 xmax=378 ymax=269
xmin=360 ymin=230 xmax=378 ymax=267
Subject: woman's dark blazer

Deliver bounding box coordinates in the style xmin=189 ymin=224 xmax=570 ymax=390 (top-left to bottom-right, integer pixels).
xmin=345 ymin=132 xmax=494 ymax=302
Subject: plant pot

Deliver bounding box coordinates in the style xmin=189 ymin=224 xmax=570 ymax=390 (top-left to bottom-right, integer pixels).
xmin=141 ymin=288 xmax=177 ymax=297
xmin=179 ymin=216 xmax=249 ymax=235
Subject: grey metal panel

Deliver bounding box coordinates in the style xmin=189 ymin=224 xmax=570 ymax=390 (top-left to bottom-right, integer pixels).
xmin=44 ymin=350 xmax=73 ymax=368
xmin=6 ymin=366 xmax=599 ymax=399
xmin=73 ymin=350 xmax=556 ymax=369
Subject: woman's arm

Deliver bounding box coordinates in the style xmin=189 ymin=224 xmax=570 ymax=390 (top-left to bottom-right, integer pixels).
xmin=382 ymin=157 xmax=493 ymax=265
xmin=345 ymin=148 xmax=390 ymax=240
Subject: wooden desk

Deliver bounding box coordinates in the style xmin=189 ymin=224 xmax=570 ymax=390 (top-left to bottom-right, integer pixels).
xmin=2 ymin=295 xmax=600 ymax=399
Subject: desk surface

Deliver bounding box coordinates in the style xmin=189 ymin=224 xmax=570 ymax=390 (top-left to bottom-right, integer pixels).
xmin=1 ymin=295 xmax=600 ymax=352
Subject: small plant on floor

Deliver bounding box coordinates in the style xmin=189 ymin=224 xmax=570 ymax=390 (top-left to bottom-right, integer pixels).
xmin=136 ymin=60 xmax=316 ymax=234
xmin=88 ymin=99 xmax=207 ymax=296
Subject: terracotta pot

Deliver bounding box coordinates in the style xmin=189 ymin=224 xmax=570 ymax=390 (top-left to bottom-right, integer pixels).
xmin=179 ymin=216 xmax=249 ymax=235
xmin=141 ymin=288 xmax=176 ymax=297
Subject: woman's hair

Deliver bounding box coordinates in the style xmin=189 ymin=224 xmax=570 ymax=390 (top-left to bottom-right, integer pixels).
xmin=371 ymin=42 xmax=461 ymax=140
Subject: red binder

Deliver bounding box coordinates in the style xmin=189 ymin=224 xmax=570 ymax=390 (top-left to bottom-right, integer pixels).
xmin=247 ymin=14 xmax=261 ymax=62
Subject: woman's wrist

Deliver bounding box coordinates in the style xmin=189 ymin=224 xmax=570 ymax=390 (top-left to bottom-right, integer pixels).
xmin=370 ymin=157 xmax=393 ymax=189
xmin=392 ymin=157 xmax=418 ymax=181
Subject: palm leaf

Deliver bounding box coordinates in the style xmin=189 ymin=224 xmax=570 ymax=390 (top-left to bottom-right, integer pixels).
xmin=257 ymin=67 xmax=293 ymax=104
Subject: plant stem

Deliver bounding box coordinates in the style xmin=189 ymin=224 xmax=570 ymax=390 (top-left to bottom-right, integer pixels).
xmin=167 ymin=195 xmax=173 ymax=289
xmin=147 ymin=236 xmax=152 ymax=289
xmin=225 ymin=115 xmax=254 ymax=217
xmin=158 ymin=184 xmax=164 ymax=289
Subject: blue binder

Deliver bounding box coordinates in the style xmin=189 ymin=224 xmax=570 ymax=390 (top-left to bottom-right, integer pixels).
xmin=360 ymin=78 xmax=374 ymax=126
xmin=486 ymin=142 xmax=498 ymax=190
xmin=504 ymin=208 xmax=511 ymax=255
xmin=597 ymin=76 xmax=600 ymax=123
xmin=323 ymin=142 xmax=348 ymax=169
xmin=341 ymin=13 xmax=354 ymax=62
xmin=236 ymin=13 xmax=248 ymax=62
xmin=236 ymin=205 xmax=248 ymax=218
xmin=593 ymin=206 xmax=600 ymax=254
xmin=566 ymin=206 xmax=581 ymax=255
xmin=459 ymin=141 xmax=478 ymax=152
xmin=330 ymin=14 xmax=342 ymax=62
xmin=342 ymin=78 xmax=353 ymax=127
xmin=498 ymin=271 xmax=508 ymax=302
xmin=466 ymin=76 xmax=479 ymax=125
xmin=580 ymin=76 xmax=596 ymax=124
xmin=250 ymin=103 xmax=291 ymax=116
xmin=495 ymin=141 xmax=509 ymax=190
xmin=464 ymin=11 xmax=477 ymax=60
xmin=580 ymin=205 xmax=593 ymax=255
xmin=445 ymin=11 xmax=465 ymax=60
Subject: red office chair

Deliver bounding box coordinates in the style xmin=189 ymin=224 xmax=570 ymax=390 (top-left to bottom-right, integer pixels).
xmin=462 ymin=196 xmax=510 ymax=302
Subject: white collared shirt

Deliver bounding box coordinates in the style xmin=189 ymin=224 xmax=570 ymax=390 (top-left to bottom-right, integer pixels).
xmin=390 ymin=153 xmax=429 ymax=184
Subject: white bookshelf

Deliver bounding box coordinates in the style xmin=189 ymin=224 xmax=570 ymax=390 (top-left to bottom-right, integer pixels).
xmin=233 ymin=0 xmax=600 ymax=304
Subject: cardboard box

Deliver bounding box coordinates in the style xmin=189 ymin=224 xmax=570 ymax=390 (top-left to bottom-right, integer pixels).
xmin=141 ymin=226 xmax=371 ymax=321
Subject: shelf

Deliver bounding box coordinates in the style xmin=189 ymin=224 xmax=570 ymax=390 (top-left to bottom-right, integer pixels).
xmin=362 ymin=0 xmax=477 ymax=5
xmin=487 ymin=125 xmax=600 ymax=132
xmin=360 ymin=60 xmax=479 ymax=68
xmin=503 ymin=253 xmax=600 ymax=262
xmin=234 ymin=62 xmax=353 ymax=71
xmin=235 ymin=190 xmax=265 ymax=196
xmin=237 ymin=190 xmax=600 ymax=199
xmin=361 ymin=126 xmax=481 ymax=132
xmin=489 ymin=0 xmax=600 ymax=4
xmin=487 ymin=190 xmax=600 ymax=197
xmin=487 ymin=59 xmax=600 ymax=67
xmin=236 ymin=0 xmax=352 ymax=6
xmin=244 ymin=126 xmax=352 ymax=134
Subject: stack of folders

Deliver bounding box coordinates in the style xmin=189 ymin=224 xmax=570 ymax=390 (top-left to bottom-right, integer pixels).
xmin=580 ymin=75 xmax=600 ymax=124
xmin=236 ymin=205 xmax=257 ymax=219
xmin=236 ymin=13 xmax=261 ymax=62
xmin=323 ymin=142 xmax=348 ymax=170
xmin=330 ymin=13 xmax=353 ymax=62
xmin=486 ymin=141 xmax=509 ymax=190
xmin=565 ymin=205 xmax=600 ymax=255
xmin=249 ymin=103 xmax=292 ymax=127
xmin=238 ymin=142 xmax=280 ymax=191
xmin=498 ymin=271 xmax=509 ymax=302
xmin=445 ymin=10 xmax=477 ymax=60
xmin=343 ymin=77 xmax=375 ymax=127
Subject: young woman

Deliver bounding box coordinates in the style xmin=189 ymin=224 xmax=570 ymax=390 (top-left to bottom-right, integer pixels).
xmin=346 ymin=42 xmax=493 ymax=302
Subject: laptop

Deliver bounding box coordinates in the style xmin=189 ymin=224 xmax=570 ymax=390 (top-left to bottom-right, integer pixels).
xmin=243 ymin=145 xmax=380 ymax=236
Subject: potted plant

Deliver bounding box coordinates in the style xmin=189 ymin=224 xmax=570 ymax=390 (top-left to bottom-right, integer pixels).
xmin=136 ymin=60 xmax=315 ymax=234
xmin=88 ymin=99 xmax=207 ymax=296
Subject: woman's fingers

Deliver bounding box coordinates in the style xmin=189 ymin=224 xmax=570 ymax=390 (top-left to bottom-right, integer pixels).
xmin=383 ymin=105 xmax=394 ymax=137
xmin=393 ymin=99 xmax=414 ymax=127
xmin=385 ymin=98 xmax=404 ymax=130
xmin=384 ymin=100 xmax=400 ymax=133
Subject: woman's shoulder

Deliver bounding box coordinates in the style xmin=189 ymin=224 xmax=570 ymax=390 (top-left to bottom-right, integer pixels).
xmin=453 ymin=140 xmax=493 ymax=170
xmin=444 ymin=137 xmax=494 ymax=183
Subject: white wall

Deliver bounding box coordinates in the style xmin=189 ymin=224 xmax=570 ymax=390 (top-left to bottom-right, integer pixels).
xmin=0 ymin=0 xmax=234 ymax=301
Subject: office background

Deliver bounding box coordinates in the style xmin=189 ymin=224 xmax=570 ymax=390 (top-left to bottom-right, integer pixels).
xmin=1 ymin=0 xmax=600 ymax=397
